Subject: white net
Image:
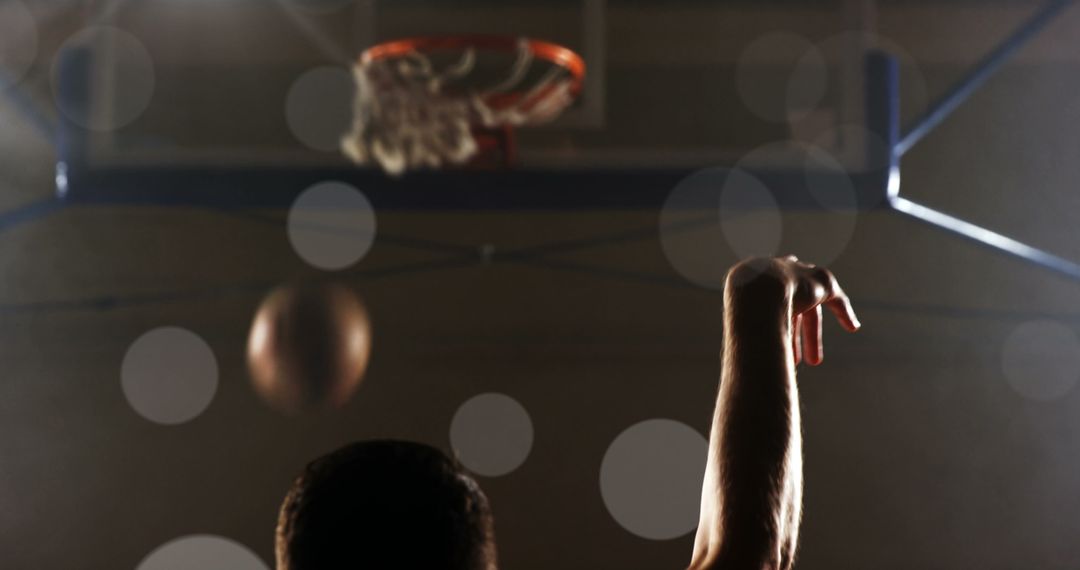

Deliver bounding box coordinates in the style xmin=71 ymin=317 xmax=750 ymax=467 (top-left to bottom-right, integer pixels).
xmin=341 ymin=38 xmax=579 ymax=176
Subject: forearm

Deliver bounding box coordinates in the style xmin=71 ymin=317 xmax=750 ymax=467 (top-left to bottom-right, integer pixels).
xmin=691 ymin=274 xmax=802 ymax=570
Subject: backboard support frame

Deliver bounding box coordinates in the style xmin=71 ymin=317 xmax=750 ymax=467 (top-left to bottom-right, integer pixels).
xmin=32 ymin=0 xmax=1080 ymax=285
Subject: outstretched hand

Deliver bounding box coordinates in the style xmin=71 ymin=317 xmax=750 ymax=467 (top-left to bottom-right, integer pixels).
xmin=692 ymin=256 xmax=860 ymax=570
xmin=728 ymin=255 xmax=861 ymax=367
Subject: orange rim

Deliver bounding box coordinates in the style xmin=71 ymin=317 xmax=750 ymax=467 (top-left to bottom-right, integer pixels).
xmin=360 ymin=34 xmax=586 ymax=96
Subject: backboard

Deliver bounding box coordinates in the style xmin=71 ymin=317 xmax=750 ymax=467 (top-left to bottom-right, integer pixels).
xmin=53 ymin=0 xmax=883 ymax=207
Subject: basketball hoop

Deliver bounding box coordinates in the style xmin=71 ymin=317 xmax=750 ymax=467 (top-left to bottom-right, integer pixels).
xmin=341 ymin=35 xmax=586 ymax=176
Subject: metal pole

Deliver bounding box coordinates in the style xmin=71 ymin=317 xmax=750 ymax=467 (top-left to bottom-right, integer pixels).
xmin=896 ymin=0 xmax=1073 ymax=156
xmin=889 ymin=195 xmax=1080 ymax=281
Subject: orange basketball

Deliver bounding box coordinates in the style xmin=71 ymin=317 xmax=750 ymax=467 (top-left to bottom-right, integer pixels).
xmin=247 ymin=282 xmax=372 ymax=414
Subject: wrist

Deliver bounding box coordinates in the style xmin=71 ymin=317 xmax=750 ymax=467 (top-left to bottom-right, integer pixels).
xmin=725 ymin=267 xmax=792 ymax=329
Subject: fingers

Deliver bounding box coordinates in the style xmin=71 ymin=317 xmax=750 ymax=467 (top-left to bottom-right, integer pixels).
xmin=802 ymin=304 xmax=823 ymax=366
xmin=796 ymin=263 xmax=861 ymax=333
xmin=775 ymin=256 xmax=860 ymax=368
xmin=792 ymin=313 xmax=803 ymax=364
xmin=823 ymin=280 xmax=861 ymax=332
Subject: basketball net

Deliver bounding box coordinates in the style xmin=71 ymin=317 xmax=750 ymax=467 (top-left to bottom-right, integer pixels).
xmin=341 ymin=37 xmax=582 ymax=176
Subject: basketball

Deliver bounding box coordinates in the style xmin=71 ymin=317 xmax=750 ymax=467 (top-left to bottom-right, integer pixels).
xmin=246 ymin=281 xmax=372 ymax=413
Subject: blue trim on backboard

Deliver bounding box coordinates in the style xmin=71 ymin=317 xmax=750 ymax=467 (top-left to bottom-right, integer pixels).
xmin=60 ymin=164 xmax=894 ymax=211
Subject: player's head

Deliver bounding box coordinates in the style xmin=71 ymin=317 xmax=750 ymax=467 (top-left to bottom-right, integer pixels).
xmin=276 ymin=440 xmax=497 ymax=570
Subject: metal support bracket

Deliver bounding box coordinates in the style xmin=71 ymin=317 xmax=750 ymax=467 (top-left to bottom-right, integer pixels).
xmin=881 ymin=0 xmax=1080 ymax=281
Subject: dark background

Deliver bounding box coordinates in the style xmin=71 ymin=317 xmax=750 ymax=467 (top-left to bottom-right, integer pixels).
xmin=3 ymin=0 xmax=1080 ymax=568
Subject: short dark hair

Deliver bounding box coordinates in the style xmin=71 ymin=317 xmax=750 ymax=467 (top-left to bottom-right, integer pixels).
xmin=276 ymin=440 xmax=497 ymax=570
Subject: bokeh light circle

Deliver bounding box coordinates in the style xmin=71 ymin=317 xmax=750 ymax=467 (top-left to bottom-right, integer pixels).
xmin=801 ymin=145 xmax=859 ymax=212
xmin=450 ymin=393 xmax=534 ymax=477
xmin=600 ymin=419 xmax=708 ymax=540
xmin=121 ymin=327 xmax=218 ymax=425
xmin=288 ymin=181 xmax=377 ymax=270
xmin=52 ymin=26 xmax=155 ymax=131
xmin=1002 ymin=320 xmax=1080 ymax=402
xmin=719 ymin=169 xmax=783 ymax=259
xmin=813 ymin=123 xmax=894 ymax=173
xmin=286 ymin=66 xmax=354 ymax=152
xmin=813 ymin=31 xmax=928 ymax=124
xmin=737 ymin=142 xmax=860 ymax=268
xmin=136 ymin=535 xmax=269 ymax=570
xmin=736 ymin=32 xmax=827 ymax=124
xmin=659 ymin=167 xmax=782 ymax=289
xmin=0 ymin=1 xmax=39 ymax=88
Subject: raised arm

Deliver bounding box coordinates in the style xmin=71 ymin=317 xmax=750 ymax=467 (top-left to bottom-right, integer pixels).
xmin=689 ymin=256 xmax=860 ymax=570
